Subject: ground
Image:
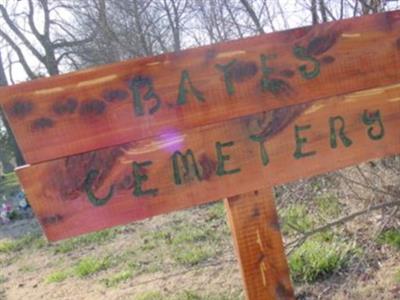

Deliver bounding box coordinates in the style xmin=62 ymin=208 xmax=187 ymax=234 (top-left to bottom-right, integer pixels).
xmin=0 ymin=158 xmax=399 ymax=300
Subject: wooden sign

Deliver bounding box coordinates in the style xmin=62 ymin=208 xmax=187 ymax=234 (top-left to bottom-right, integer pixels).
xmin=1 ymin=11 xmax=400 ymax=300
xmin=1 ymin=11 xmax=400 ymax=164
xmin=13 ymin=87 xmax=400 ymax=240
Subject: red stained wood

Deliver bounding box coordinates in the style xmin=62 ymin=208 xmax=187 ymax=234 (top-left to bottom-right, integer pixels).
xmin=225 ymin=189 xmax=294 ymax=299
xmin=16 ymin=83 xmax=400 ymax=241
xmin=1 ymin=11 xmax=400 ymax=163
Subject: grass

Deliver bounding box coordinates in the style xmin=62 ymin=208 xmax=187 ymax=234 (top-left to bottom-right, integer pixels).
xmin=171 ymin=226 xmax=213 ymax=245
xmin=46 ymin=270 xmax=70 ymax=283
xmin=0 ymin=232 xmax=45 ymax=254
xmin=315 ymin=194 xmax=341 ymax=219
xmin=0 ymin=172 xmax=20 ymax=197
xmin=172 ymin=245 xmax=215 ymax=266
xmin=289 ymin=235 xmax=357 ymax=283
xmin=47 ymin=254 xmax=122 ymax=283
xmin=377 ymin=228 xmax=400 ymax=250
xmin=102 ymin=269 xmax=134 ymax=287
xmin=133 ymin=290 xmax=242 ymax=300
xmin=206 ymin=201 xmax=226 ymax=221
xmin=0 ymin=240 xmax=17 ymax=253
xmin=0 ymin=275 xmax=6 ymax=285
xmin=73 ymin=256 xmax=111 ymax=278
xmin=53 ymin=229 xmax=117 ymax=254
xmin=138 ymin=219 xmax=223 ymax=268
xmin=135 ymin=291 xmax=164 ymax=300
xmin=18 ymin=264 xmax=36 ymax=273
xmin=280 ymin=204 xmax=314 ymax=235
xmin=395 ymin=269 xmax=400 ymax=283
xmin=173 ymin=291 xmax=242 ymax=300
xmin=170 ymin=224 xmax=219 ymax=266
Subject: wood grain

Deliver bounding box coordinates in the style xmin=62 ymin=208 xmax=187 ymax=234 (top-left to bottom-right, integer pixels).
xmin=225 ymin=189 xmax=294 ymax=300
xmin=16 ymin=82 xmax=400 ymax=241
xmin=2 ymin=11 xmax=400 ymax=163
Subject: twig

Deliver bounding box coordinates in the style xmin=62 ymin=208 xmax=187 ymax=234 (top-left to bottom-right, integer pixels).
xmin=286 ymin=199 xmax=400 ymax=255
xmin=336 ymin=172 xmax=398 ymax=198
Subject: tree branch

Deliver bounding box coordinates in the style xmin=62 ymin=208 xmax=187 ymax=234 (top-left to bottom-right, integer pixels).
xmin=286 ymin=199 xmax=400 ymax=255
xmin=0 ymin=4 xmax=44 ymax=62
xmin=0 ymin=30 xmax=37 ymax=79
xmin=239 ymin=0 xmax=265 ymax=34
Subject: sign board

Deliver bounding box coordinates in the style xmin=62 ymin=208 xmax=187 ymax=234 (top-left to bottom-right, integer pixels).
xmin=1 ymin=11 xmax=399 ymax=300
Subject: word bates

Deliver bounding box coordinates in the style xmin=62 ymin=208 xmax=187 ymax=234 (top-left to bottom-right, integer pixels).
xmin=132 ymin=49 xmax=321 ymax=116
xmin=85 ymin=109 xmax=385 ymax=206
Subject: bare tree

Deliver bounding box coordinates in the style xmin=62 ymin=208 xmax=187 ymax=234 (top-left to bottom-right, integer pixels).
xmin=0 ymin=0 xmax=93 ymax=80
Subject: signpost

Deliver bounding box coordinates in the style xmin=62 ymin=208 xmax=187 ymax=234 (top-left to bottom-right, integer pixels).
xmin=1 ymin=11 xmax=399 ymax=299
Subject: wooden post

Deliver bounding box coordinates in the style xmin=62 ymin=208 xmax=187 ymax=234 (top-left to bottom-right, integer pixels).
xmin=225 ymin=188 xmax=294 ymax=300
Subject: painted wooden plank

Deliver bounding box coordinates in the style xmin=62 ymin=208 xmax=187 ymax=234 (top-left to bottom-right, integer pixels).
xmin=225 ymin=189 xmax=294 ymax=300
xmin=2 ymin=11 xmax=400 ymax=164
xmin=16 ymin=83 xmax=400 ymax=241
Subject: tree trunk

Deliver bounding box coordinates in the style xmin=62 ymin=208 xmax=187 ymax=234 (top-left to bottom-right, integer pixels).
xmin=239 ymin=0 xmax=265 ymax=34
xmin=0 ymin=52 xmax=25 ymax=166
xmin=311 ymin=0 xmax=319 ymax=24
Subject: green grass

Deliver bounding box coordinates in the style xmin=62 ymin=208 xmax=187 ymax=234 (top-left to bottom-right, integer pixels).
xmin=0 ymin=275 xmax=6 ymax=285
xmin=102 ymin=269 xmax=134 ymax=287
xmin=377 ymin=228 xmax=400 ymax=250
xmin=395 ymin=269 xmax=400 ymax=283
xmin=172 ymin=291 xmax=242 ymax=300
xmin=0 ymin=172 xmax=20 ymax=197
xmin=289 ymin=235 xmax=357 ymax=283
xmin=0 ymin=240 xmax=17 ymax=253
xmin=135 ymin=291 xmax=164 ymax=300
xmin=206 ymin=202 xmax=226 ymax=221
xmin=315 ymin=194 xmax=341 ymax=219
xmin=171 ymin=226 xmax=212 ymax=245
xmin=280 ymin=204 xmax=314 ymax=235
xmin=138 ymin=221 xmax=222 ymax=268
xmin=115 ymin=248 xmax=162 ymax=275
xmin=53 ymin=229 xmax=117 ymax=254
xmin=73 ymin=256 xmax=111 ymax=278
xmin=0 ymin=233 xmax=45 ymax=254
xmin=172 ymin=245 xmax=215 ymax=266
xmin=133 ymin=291 xmax=242 ymax=300
xmin=169 ymin=223 xmax=219 ymax=266
xmin=18 ymin=264 xmax=36 ymax=273
xmin=45 ymin=270 xmax=70 ymax=283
